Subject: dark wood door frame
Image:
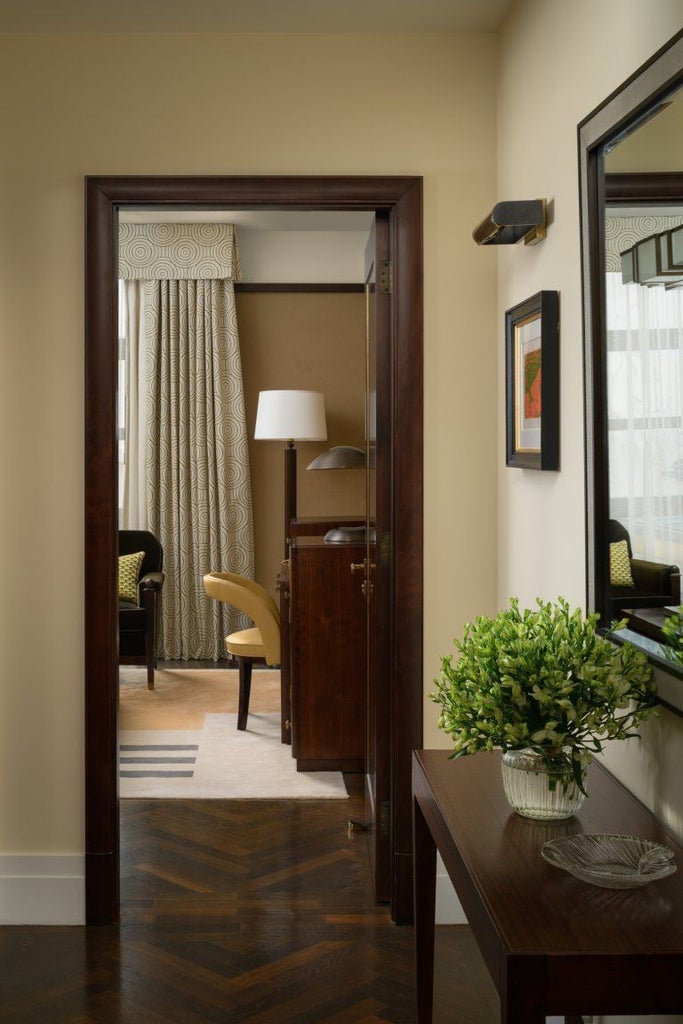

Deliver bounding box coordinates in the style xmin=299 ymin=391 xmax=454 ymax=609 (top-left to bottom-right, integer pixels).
xmin=84 ymin=175 xmax=423 ymax=924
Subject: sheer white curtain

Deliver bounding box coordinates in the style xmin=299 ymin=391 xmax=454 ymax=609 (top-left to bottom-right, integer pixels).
xmin=119 ymin=279 xmax=149 ymax=530
xmin=118 ymin=223 xmax=254 ymax=660
xmin=606 ymin=272 xmax=683 ymax=566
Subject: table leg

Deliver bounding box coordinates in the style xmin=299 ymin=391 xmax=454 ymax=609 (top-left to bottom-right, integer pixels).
xmin=413 ymin=796 xmax=437 ymax=1024
xmin=501 ymin=955 xmax=547 ymax=1024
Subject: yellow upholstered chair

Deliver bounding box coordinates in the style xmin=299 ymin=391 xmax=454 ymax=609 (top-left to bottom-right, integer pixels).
xmin=203 ymin=571 xmax=281 ymax=730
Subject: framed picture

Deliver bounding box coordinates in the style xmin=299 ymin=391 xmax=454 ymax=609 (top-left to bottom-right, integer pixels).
xmin=505 ymin=290 xmax=559 ymax=470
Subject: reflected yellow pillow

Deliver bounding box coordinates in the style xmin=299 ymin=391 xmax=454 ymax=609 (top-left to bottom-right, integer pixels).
xmin=118 ymin=550 xmax=145 ymax=603
xmin=609 ymin=540 xmax=634 ymax=588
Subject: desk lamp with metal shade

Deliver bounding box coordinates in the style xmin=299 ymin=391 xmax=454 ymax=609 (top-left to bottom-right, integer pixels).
xmin=254 ymin=389 xmax=328 ymax=557
xmin=306 ymin=445 xmax=367 ymax=542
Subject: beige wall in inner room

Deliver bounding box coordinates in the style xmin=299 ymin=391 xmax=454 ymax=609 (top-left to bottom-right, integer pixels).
xmin=238 ymin=290 xmax=366 ymax=598
xmin=0 ymin=31 xmax=498 ymax=856
xmin=498 ymin=5 xmax=683 ymax=1021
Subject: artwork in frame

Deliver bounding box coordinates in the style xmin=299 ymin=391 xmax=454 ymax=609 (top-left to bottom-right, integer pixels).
xmin=505 ymin=290 xmax=559 ymax=470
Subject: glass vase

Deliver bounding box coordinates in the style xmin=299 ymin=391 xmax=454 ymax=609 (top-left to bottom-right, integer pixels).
xmin=501 ymin=748 xmax=586 ymax=821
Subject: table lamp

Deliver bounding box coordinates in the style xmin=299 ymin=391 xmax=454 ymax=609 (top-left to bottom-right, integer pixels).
xmin=306 ymin=445 xmax=367 ymax=542
xmin=254 ymin=389 xmax=327 ymax=556
xmin=306 ymin=445 xmax=365 ymax=470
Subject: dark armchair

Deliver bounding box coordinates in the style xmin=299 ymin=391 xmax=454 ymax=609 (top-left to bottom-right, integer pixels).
xmin=119 ymin=530 xmax=164 ymax=690
xmin=608 ymin=519 xmax=680 ymax=616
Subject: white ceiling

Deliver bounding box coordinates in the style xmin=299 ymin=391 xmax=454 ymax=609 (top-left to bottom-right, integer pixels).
xmin=0 ymin=0 xmax=513 ymax=34
xmin=120 ymin=209 xmax=375 ymax=231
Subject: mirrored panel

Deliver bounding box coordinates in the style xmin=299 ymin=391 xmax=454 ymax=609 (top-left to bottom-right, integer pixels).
xmin=604 ymin=94 xmax=683 ymax=642
xmin=579 ymin=30 xmax=683 ymax=704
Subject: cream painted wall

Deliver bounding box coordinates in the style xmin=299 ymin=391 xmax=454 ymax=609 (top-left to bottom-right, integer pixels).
xmin=497 ymin=0 xmax=682 ymax=614
xmin=607 ymin=89 xmax=683 ymax=172
xmin=498 ymin=4 xmax=683 ymax=1021
xmin=0 ymin=32 xmax=498 ymax=868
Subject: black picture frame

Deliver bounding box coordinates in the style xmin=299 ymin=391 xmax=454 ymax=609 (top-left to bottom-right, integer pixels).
xmin=505 ymin=290 xmax=559 ymax=470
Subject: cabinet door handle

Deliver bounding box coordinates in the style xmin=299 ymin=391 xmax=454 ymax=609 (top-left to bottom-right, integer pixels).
xmin=350 ymin=561 xmax=366 ymax=574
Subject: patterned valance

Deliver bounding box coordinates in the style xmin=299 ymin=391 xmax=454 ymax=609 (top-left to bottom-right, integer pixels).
xmin=118 ymin=223 xmax=242 ymax=281
xmin=605 ymin=215 xmax=683 ymax=272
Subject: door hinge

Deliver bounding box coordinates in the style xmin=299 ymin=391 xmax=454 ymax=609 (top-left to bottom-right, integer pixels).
xmin=380 ymin=801 xmax=390 ymax=837
xmin=380 ymin=260 xmax=392 ymax=294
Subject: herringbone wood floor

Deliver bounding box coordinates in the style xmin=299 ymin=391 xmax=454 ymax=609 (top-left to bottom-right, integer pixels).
xmin=0 ymin=776 xmax=498 ymax=1023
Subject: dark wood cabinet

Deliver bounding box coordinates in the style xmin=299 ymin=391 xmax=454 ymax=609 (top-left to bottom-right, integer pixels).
xmin=276 ymin=559 xmax=292 ymax=744
xmin=289 ymin=514 xmax=364 ymax=540
xmin=289 ymin=536 xmax=366 ymax=772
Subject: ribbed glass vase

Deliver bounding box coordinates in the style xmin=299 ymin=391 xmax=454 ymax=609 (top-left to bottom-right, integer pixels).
xmin=501 ymin=748 xmax=586 ymax=821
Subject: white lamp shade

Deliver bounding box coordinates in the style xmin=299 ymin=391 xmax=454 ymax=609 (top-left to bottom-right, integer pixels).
xmin=254 ymin=390 xmax=327 ymax=441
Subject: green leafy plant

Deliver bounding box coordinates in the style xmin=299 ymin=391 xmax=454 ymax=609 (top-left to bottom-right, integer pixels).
xmin=432 ymin=597 xmax=656 ymax=792
xmin=661 ymin=608 xmax=683 ymax=664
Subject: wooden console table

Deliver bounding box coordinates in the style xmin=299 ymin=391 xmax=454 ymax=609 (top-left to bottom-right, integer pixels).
xmin=624 ymin=605 xmax=671 ymax=644
xmin=413 ymin=749 xmax=683 ymax=1023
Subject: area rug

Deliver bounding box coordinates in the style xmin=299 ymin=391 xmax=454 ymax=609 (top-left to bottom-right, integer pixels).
xmin=119 ymin=712 xmax=349 ymax=799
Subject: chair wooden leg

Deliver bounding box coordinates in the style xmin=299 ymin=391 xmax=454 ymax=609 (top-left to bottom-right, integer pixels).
xmin=145 ymin=629 xmax=155 ymax=690
xmin=237 ymin=658 xmax=253 ymax=730
xmin=143 ymin=587 xmax=157 ymax=691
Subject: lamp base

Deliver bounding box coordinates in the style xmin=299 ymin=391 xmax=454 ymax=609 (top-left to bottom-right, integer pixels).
xmin=285 ymin=443 xmax=296 ymax=558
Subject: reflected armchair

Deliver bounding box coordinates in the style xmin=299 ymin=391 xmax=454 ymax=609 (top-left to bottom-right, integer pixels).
xmin=608 ymin=519 xmax=680 ymax=616
xmin=203 ymin=571 xmax=281 ymax=730
xmin=119 ymin=530 xmax=164 ymax=690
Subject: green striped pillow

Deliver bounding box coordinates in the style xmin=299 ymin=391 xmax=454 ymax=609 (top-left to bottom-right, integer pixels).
xmin=609 ymin=540 xmax=634 ymax=588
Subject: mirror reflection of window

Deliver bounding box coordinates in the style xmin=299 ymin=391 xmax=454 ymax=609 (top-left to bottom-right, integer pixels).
xmin=603 ymin=89 xmax=683 ymax=621
xmin=606 ymin=209 xmax=683 ymax=565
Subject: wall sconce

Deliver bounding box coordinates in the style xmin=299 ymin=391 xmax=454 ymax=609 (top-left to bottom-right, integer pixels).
xmin=472 ymin=199 xmax=547 ymax=246
xmin=254 ymin=389 xmax=327 ymax=556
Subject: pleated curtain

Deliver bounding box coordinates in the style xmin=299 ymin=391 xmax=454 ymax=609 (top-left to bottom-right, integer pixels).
xmin=119 ymin=224 xmax=254 ymax=660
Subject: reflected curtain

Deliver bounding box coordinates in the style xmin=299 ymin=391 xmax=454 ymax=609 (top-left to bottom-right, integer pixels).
xmin=119 ymin=224 xmax=254 ymax=660
xmin=606 ymin=272 xmax=683 ymax=567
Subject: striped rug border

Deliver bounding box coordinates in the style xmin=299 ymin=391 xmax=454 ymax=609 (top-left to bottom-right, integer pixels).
xmin=119 ymin=741 xmax=199 ymax=779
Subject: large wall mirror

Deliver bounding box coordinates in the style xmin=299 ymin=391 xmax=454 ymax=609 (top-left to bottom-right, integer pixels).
xmin=580 ymin=30 xmax=683 ymax=710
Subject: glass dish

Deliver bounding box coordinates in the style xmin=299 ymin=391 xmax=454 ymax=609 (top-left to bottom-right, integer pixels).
xmin=541 ymin=833 xmax=676 ymax=889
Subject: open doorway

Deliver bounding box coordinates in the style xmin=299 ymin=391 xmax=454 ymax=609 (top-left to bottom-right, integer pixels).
xmin=117 ymin=207 xmax=371 ymax=799
xmin=85 ymin=175 xmax=423 ymax=925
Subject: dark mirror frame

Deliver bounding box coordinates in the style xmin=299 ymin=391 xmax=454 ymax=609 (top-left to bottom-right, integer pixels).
xmin=579 ymin=29 xmax=683 ymax=711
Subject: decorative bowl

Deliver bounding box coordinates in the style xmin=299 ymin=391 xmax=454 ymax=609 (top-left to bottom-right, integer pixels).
xmin=541 ymin=833 xmax=676 ymax=889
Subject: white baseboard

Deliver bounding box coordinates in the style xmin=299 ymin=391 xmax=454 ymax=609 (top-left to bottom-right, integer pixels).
xmin=0 ymin=855 xmax=85 ymax=924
